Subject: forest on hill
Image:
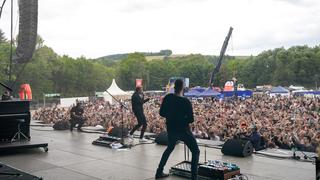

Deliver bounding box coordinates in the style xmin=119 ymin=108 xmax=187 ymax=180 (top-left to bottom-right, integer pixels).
xmin=1 ymin=30 xmax=319 ymax=100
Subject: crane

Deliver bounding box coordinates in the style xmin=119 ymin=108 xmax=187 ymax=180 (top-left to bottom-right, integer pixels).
xmin=209 ymin=27 xmax=233 ymax=87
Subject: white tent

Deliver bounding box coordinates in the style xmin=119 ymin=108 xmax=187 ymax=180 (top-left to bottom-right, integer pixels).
xmin=103 ymin=79 xmax=130 ymax=103
xmin=288 ymin=85 xmax=304 ymax=91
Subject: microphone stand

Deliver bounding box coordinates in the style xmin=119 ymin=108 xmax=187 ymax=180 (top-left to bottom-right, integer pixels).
xmin=104 ymin=89 xmax=129 ymax=147
xmin=292 ymin=147 xmax=300 ymax=160
xmin=291 ymin=146 xmax=317 ymax=161
xmin=0 ymin=82 xmax=13 ymax=92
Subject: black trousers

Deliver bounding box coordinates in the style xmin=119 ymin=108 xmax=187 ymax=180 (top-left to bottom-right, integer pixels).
xmin=130 ymin=114 xmax=147 ymax=139
xmin=157 ymin=130 xmax=200 ymax=180
xmin=70 ymin=117 xmax=85 ymax=130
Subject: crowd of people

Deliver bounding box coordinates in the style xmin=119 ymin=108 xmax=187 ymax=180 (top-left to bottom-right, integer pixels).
xmin=33 ymin=95 xmax=320 ymax=152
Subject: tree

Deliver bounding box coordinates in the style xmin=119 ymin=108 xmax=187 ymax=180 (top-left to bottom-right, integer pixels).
xmin=15 ymin=47 xmax=54 ymax=99
xmin=116 ymin=53 xmax=148 ymax=90
xmin=147 ymin=60 xmax=176 ymax=90
xmin=2 ymin=33 xmax=319 ymax=99
xmin=0 ymin=29 xmax=7 ymax=43
xmin=177 ymin=55 xmax=213 ymax=87
xmin=0 ymin=40 xmax=11 ymax=87
xmin=36 ymin=35 xmax=45 ymax=49
xmin=159 ymin=49 xmax=172 ymax=56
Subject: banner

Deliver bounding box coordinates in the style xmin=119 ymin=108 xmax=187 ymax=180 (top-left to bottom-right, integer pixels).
xmin=44 ymin=93 xmax=60 ymax=98
xmin=224 ymin=81 xmax=234 ymax=91
xmin=95 ymin=92 xmax=104 ymax=98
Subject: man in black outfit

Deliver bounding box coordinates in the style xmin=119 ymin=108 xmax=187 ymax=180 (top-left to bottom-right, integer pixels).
xmin=129 ymin=86 xmax=150 ymax=142
xmin=70 ymin=102 xmax=86 ymax=131
xmin=155 ymin=79 xmax=200 ymax=180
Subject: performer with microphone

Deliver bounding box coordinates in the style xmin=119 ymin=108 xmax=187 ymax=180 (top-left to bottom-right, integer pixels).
xmin=129 ymin=85 xmax=150 ymax=143
xmin=155 ymin=79 xmax=200 ymax=180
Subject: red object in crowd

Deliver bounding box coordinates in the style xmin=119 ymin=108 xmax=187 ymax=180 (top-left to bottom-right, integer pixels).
xmin=107 ymin=126 xmax=113 ymax=134
xmin=19 ymin=84 xmax=32 ymax=100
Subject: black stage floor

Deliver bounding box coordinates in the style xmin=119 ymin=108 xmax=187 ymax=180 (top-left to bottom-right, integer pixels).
xmin=0 ymin=125 xmax=316 ymax=180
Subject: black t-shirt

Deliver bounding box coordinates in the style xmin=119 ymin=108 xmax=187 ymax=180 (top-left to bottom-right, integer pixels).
xmin=160 ymin=94 xmax=194 ymax=133
xmin=131 ymin=91 xmax=149 ymax=116
xmin=70 ymin=105 xmax=84 ymax=118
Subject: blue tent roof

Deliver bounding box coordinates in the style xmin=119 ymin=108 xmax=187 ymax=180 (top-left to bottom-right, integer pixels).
xmin=222 ymin=90 xmax=253 ymax=97
xmin=192 ymin=86 xmax=206 ymax=93
xmin=270 ymin=86 xmax=289 ymax=93
xmin=184 ymin=89 xmax=202 ymax=97
xmin=200 ymin=88 xmax=221 ymax=97
xmin=294 ymin=91 xmax=320 ymax=95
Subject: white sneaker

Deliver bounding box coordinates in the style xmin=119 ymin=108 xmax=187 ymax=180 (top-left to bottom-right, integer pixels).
xmin=139 ymin=138 xmax=148 ymax=143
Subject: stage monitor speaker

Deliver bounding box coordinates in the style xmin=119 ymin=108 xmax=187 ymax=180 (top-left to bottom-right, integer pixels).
xmin=221 ymin=139 xmax=253 ymax=157
xmin=53 ymin=120 xmax=69 ymax=130
xmin=108 ymin=127 xmax=128 ymax=138
xmin=155 ymin=132 xmax=168 ymax=145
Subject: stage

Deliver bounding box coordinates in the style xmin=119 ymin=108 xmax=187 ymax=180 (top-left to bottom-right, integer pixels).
xmin=0 ymin=125 xmax=315 ymax=180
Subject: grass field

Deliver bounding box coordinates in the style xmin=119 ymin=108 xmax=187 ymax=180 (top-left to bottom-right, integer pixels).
xmin=145 ymin=54 xmax=189 ymax=61
xmin=145 ymin=55 xmax=165 ymax=61
xmin=144 ymin=54 xmax=251 ymax=61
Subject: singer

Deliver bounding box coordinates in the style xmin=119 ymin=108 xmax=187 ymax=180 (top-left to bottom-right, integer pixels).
xmin=129 ymin=85 xmax=150 ymax=142
xmin=155 ymin=79 xmax=200 ymax=180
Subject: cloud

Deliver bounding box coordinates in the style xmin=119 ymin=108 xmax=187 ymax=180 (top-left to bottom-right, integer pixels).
xmin=276 ymin=0 xmax=319 ymax=6
xmin=1 ymin=0 xmax=319 ymax=58
xmin=118 ymin=0 xmax=209 ymax=13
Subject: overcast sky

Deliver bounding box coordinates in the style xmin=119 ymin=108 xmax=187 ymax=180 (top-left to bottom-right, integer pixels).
xmin=1 ymin=0 xmax=320 ymax=58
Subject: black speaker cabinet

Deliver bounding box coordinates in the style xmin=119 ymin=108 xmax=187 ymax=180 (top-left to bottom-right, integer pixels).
xmin=155 ymin=132 xmax=169 ymax=145
xmin=108 ymin=127 xmax=129 ymax=138
xmin=221 ymin=139 xmax=253 ymax=157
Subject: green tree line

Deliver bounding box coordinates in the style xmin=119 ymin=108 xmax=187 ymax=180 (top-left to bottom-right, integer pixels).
xmin=226 ymin=46 xmax=320 ymax=88
xmin=1 ymin=30 xmax=319 ymax=100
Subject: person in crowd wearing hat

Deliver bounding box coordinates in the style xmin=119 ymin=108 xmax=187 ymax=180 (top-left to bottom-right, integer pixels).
xmin=129 ymin=85 xmax=150 ymax=142
xmin=155 ymin=79 xmax=200 ymax=180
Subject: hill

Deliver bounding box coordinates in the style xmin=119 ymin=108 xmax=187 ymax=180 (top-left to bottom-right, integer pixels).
xmin=97 ymin=49 xmax=173 ymax=62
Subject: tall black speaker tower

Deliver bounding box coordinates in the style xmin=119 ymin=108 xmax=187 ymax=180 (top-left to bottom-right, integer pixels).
xmin=14 ymin=0 xmax=38 ymax=64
